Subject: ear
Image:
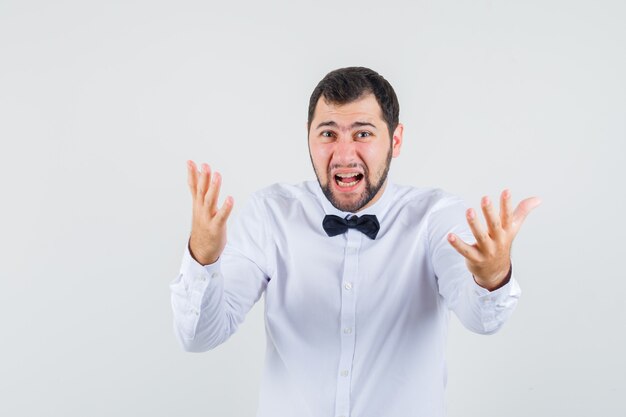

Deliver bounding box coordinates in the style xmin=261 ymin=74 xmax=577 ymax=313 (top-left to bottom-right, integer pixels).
xmin=391 ymin=123 xmax=404 ymax=158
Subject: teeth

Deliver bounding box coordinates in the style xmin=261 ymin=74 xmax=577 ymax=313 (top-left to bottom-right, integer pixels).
xmin=335 ymin=172 xmax=362 ymax=187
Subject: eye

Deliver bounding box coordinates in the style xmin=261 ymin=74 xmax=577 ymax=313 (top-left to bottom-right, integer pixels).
xmin=356 ymin=131 xmax=372 ymax=139
xmin=320 ymin=131 xmax=335 ymax=138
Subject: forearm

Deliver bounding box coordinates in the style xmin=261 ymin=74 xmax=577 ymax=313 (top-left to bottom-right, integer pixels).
xmin=455 ymin=268 xmax=521 ymax=334
xmin=170 ymin=237 xmax=270 ymax=352
xmin=170 ymin=243 xmax=230 ymax=352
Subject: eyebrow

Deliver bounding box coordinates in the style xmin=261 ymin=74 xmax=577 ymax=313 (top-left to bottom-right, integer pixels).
xmin=315 ymin=121 xmax=378 ymax=130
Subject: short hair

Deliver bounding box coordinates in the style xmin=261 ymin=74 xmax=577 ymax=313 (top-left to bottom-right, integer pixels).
xmin=307 ymin=66 xmax=400 ymax=139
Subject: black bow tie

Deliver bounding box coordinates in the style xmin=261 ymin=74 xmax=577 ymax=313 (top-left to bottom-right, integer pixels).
xmin=322 ymin=214 xmax=380 ymax=240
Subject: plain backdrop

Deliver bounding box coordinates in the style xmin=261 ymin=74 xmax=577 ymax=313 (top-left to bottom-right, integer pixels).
xmin=1 ymin=0 xmax=624 ymax=416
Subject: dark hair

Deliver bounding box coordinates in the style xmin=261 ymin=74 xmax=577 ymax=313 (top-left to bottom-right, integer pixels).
xmin=307 ymin=66 xmax=400 ymax=139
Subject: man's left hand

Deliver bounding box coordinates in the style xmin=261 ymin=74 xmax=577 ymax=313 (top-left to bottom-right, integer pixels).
xmin=447 ymin=189 xmax=541 ymax=291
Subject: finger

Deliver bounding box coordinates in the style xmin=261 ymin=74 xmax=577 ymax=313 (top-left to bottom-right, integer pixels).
xmin=466 ymin=208 xmax=491 ymax=248
xmin=480 ymin=196 xmax=503 ymax=238
xmin=214 ymin=196 xmax=234 ymax=225
xmin=196 ymin=163 xmax=211 ymax=201
xmin=187 ymin=160 xmax=198 ymax=197
xmin=500 ymin=189 xmax=513 ymax=229
xmin=204 ymin=171 xmax=222 ymax=213
xmin=512 ymin=196 xmax=542 ymax=231
xmin=447 ymin=233 xmax=482 ymax=263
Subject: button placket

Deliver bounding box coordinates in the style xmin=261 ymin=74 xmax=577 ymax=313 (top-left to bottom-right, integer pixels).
xmin=334 ymin=229 xmax=361 ymax=417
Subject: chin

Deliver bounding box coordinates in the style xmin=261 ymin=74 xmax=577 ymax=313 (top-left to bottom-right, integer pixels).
xmin=327 ymin=189 xmax=371 ymax=213
xmin=332 ymin=199 xmax=361 ymax=213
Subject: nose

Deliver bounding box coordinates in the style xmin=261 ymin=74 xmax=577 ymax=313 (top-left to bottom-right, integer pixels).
xmin=331 ymin=135 xmax=358 ymax=166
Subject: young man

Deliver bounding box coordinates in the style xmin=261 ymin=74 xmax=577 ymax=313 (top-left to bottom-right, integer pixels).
xmin=170 ymin=66 xmax=540 ymax=417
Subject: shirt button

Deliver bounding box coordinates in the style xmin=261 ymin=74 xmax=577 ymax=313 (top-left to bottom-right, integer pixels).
xmin=195 ymin=274 xmax=204 ymax=281
xmin=343 ymin=327 xmax=352 ymax=334
xmin=347 ymin=247 xmax=357 ymax=255
xmin=344 ymin=282 xmax=352 ymax=290
xmin=191 ymin=308 xmax=199 ymax=316
xmin=340 ymin=370 xmax=349 ymax=377
xmin=211 ymin=272 xmax=219 ymax=279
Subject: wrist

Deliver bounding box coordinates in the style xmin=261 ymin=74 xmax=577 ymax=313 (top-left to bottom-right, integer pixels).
xmin=474 ymin=262 xmax=512 ymax=291
xmin=188 ymin=237 xmax=219 ymax=266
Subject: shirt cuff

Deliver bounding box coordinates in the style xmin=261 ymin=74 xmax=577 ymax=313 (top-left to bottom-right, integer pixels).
xmin=469 ymin=271 xmax=522 ymax=333
xmin=179 ymin=242 xmax=223 ymax=305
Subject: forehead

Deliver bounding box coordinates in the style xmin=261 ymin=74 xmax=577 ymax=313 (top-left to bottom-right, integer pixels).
xmin=312 ymin=93 xmax=383 ymax=124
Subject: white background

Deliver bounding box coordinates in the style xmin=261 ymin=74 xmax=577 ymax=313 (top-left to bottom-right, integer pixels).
xmin=1 ymin=0 xmax=624 ymax=416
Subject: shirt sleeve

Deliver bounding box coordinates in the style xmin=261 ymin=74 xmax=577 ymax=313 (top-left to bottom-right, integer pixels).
xmin=170 ymin=194 xmax=272 ymax=352
xmin=427 ymin=194 xmax=522 ymax=335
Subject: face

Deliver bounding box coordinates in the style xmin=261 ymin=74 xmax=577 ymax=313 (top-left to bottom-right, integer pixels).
xmin=308 ymin=93 xmax=403 ymax=213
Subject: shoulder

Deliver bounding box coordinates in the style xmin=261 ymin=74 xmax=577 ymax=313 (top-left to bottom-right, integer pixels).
xmin=230 ymin=182 xmax=318 ymax=235
xmin=387 ymin=184 xmax=469 ymax=240
xmin=390 ymin=183 xmax=466 ymax=214
xmin=247 ymin=181 xmax=322 ymax=215
xmin=251 ymin=181 xmax=317 ymax=203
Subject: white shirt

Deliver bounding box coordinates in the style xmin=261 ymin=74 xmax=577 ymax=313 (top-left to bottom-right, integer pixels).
xmin=170 ymin=180 xmax=521 ymax=417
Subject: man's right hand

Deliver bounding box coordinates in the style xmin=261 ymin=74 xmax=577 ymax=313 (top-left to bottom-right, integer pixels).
xmin=187 ymin=160 xmax=234 ymax=265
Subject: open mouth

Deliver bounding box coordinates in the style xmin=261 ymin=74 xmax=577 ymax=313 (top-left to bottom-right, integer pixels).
xmin=334 ymin=172 xmax=364 ymax=188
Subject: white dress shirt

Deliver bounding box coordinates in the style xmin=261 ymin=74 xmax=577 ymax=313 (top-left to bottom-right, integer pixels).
xmin=170 ymin=180 xmax=521 ymax=417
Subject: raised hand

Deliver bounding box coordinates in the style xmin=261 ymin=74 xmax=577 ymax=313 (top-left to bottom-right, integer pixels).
xmin=447 ymin=189 xmax=541 ymax=291
xmin=187 ymin=160 xmax=234 ymax=265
